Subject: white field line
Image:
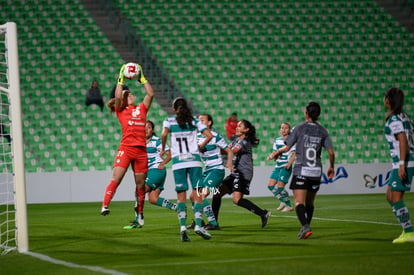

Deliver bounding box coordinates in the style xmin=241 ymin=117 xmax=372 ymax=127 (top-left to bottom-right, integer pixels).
xmin=116 ymin=251 xmax=408 ymax=268
xmin=24 ymin=251 xmax=130 ymax=275
xmin=273 ymin=214 xmax=400 ymax=226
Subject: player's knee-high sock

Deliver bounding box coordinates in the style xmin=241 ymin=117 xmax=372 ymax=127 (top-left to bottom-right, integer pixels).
xmin=271 ymin=186 xmax=281 ymax=199
xmin=388 ymin=200 xmax=397 ymax=218
xmin=194 ymin=203 xmax=204 ymax=228
xmin=237 ymin=198 xmax=266 ymax=216
xmin=203 ymin=199 xmax=218 ymax=226
xmin=177 ymin=202 xmax=187 ymax=231
xmin=295 ymin=204 xmax=308 ymax=226
xmin=102 ymin=180 xmax=119 ymax=207
xmin=271 ymin=187 xmax=285 ymax=205
xmin=278 ymin=187 xmax=292 ymax=207
xmin=393 ymin=200 xmax=413 ymax=233
xmin=212 ymin=197 xmax=222 ymax=222
xmin=155 ymin=197 xmax=177 ymax=210
xmin=267 ymin=185 xmax=275 ymax=193
xmin=305 ymin=205 xmax=314 ymax=224
xmin=135 ymin=187 xmax=145 ymax=213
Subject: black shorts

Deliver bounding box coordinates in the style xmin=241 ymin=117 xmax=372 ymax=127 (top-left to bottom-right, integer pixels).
xmin=222 ymin=174 xmax=251 ymax=195
xmin=289 ymin=175 xmax=320 ymax=192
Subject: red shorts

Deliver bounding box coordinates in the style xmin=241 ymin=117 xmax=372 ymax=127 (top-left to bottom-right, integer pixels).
xmin=113 ymin=145 xmax=148 ymax=173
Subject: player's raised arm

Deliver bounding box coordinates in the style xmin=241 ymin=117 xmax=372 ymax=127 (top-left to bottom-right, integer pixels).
xmin=135 ymin=64 xmax=154 ymax=109
xmin=115 ymin=64 xmax=126 ymax=111
xmin=199 ymin=128 xmax=213 ymax=149
xmin=224 ymin=147 xmax=234 ymax=173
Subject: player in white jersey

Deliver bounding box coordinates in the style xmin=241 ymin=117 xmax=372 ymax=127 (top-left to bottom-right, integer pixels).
xmin=188 ymin=114 xmax=234 ymax=230
xmin=161 ymin=97 xmax=213 ymax=241
xmin=273 ymin=102 xmax=335 ymax=240
xmin=267 ymin=122 xmax=296 ymax=212
xmin=383 ymin=87 xmax=414 ymax=243
xmin=124 ymin=121 xmax=177 ymax=229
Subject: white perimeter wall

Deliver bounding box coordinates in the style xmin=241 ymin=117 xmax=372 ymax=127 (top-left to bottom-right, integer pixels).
xmin=25 ymin=163 xmax=393 ymax=204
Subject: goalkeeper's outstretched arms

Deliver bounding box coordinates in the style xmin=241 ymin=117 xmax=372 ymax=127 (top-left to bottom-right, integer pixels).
xmin=113 ymin=63 xmax=154 ymax=111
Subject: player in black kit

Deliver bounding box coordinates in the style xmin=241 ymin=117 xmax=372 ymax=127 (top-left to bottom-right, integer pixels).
xmin=272 ymin=102 xmax=335 ymax=239
xmin=212 ymin=120 xmax=271 ymax=228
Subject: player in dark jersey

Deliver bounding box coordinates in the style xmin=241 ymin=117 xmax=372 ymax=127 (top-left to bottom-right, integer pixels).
xmin=212 ymin=120 xmax=271 ymax=228
xmin=272 ymin=102 xmax=335 ymax=240
xmin=101 ymin=64 xmax=154 ymax=216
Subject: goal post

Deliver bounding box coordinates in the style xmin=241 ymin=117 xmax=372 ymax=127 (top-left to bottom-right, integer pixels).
xmin=0 ymin=22 xmax=28 ymax=254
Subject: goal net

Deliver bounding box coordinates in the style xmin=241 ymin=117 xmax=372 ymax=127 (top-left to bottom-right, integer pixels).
xmin=0 ymin=22 xmax=28 ymax=255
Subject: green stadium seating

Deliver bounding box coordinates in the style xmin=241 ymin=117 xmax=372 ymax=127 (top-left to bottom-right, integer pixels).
xmin=112 ymin=0 xmax=413 ymax=164
xmin=3 ymin=0 xmax=414 ymax=172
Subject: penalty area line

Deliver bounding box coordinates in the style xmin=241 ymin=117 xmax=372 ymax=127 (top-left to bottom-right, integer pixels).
xmin=24 ymin=251 xmax=129 ymax=275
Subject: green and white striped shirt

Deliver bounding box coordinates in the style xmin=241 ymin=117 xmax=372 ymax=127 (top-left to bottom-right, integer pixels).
xmin=198 ymin=130 xmax=228 ymax=172
xmin=146 ymin=135 xmax=169 ymax=170
xmin=384 ymin=113 xmax=414 ymax=169
xmin=163 ymin=116 xmax=207 ymax=170
xmin=272 ymin=136 xmax=296 ymax=168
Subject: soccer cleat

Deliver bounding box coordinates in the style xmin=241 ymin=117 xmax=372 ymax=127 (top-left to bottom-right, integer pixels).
xmin=186 ymin=219 xmax=206 ymax=230
xmin=195 ymin=226 xmax=212 ymax=240
xmin=392 ymin=231 xmax=414 ymax=244
xmin=123 ymin=221 xmax=142 ymax=229
xmin=261 ymin=210 xmax=271 ymax=228
xmin=298 ymin=224 xmax=313 ymax=240
xmin=282 ymin=206 xmax=294 ymax=212
xmin=180 ymin=230 xmax=191 ymax=242
xmin=277 ymin=202 xmax=286 ymax=211
xmin=186 ymin=220 xmax=196 ymax=230
xmin=203 ymin=223 xmax=220 ymax=230
xmin=392 ymin=231 xmax=406 ymax=243
xmin=138 ymin=212 xmax=144 ymax=227
xmin=101 ymin=206 xmax=110 ymax=216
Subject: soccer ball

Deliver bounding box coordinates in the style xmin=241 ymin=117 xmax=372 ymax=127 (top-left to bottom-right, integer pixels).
xmin=123 ymin=63 xmax=140 ymax=80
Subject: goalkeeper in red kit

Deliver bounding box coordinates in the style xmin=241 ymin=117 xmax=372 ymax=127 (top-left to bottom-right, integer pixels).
xmin=101 ymin=63 xmax=154 ymax=216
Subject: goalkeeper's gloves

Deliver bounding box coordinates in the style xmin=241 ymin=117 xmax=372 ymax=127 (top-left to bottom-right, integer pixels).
xmin=118 ymin=64 xmax=125 ymax=85
xmin=136 ymin=64 xmax=148 ymax=85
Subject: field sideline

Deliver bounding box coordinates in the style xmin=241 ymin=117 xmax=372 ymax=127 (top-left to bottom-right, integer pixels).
xmin=2 ymin=193 xmax=414 ymax=274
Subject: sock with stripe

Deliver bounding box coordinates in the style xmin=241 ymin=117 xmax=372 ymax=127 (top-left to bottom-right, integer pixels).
xmin=203 ymin=199 xmax=218 ymax=226
xmin=177 ymin=202 xmax=187 ymax=229
xmin=278 ymin=187 xmax=292 ymax=207
xmin=155 ymin=197 xmax=177 ymax=210
xmin=393 ymin=200 xmax=413 ymax=233
xmin=194 ymin=202 xmax=204 ymax=228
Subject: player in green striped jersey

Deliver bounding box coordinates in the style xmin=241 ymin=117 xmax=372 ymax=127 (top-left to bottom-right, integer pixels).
xmin=267 ymin=122 xmax=296 ymax=212
xmin=383 ymin=87 xmax=414 ymax=243
xmin=124 ymin=121 xmax=177 ymax=229
xmin=188 ymin=114 xmax=233 ymax=230
xmin=161 ymin=98 xmax=213 ymax=241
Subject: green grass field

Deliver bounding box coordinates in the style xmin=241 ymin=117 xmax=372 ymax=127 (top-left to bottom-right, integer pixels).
xmin=2 ymin=193 xmax=414 ymax=275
